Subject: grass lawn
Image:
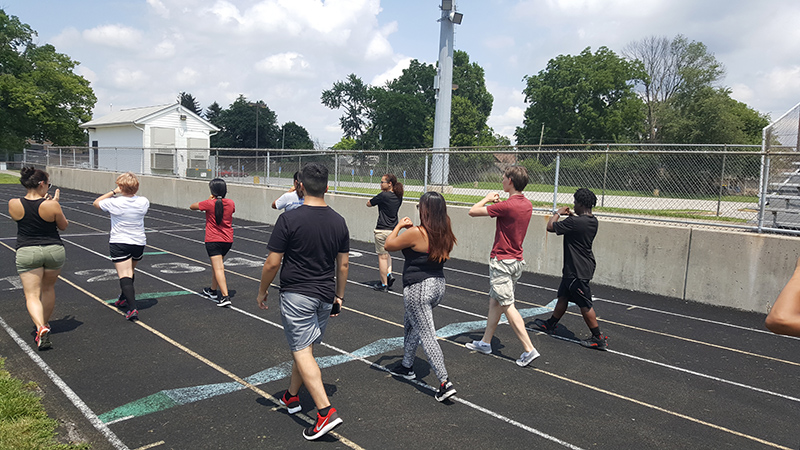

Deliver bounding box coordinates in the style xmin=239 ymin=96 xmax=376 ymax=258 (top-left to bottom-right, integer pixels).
xmin=0 ymin=358 xmax=89 ymax=449
xmin=0 ymin=174 xmax=20 ymax=184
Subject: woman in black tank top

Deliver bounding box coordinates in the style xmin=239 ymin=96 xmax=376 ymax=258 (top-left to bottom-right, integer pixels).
xmin=383 ymin=192 xmax=459 ymax=402
xmin=8 ymin=167 xmax=68 ymax=350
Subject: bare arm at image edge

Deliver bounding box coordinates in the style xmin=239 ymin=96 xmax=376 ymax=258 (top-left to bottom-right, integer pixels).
xmin=766 ymin=256 xmax=800 ymax=337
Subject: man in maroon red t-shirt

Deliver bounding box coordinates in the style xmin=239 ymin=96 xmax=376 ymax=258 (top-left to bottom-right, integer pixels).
xmin=465 ymin=166 xmax=541 ymax=367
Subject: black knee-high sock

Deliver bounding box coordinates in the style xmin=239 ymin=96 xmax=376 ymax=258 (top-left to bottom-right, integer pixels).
xmin=120 ymin=277 xmax=136 ymax=310
xmin=119 ymin=274 xmax=135 ymax=300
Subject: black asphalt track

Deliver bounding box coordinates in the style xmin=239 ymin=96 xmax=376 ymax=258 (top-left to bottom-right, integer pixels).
xmin=0 ymin=185 xmax=798 ymax=450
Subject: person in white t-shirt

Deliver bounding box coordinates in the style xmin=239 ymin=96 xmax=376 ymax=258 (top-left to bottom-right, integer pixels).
xmin=272 ymin=171 xmax=304 ymax=212
xmin=93 ymin=172 xmax=150 ymax=321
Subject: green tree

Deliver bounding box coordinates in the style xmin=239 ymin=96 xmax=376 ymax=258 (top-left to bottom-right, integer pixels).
xmin=331 ymin=137 xmax=358 ymax=150
xmin=623 ymin=35 xmax=725 ymax=141
xmin=0 ymin=10 xmax=96 ymax=150
xmin=658 ymin=86 xmax=769 ymax=145
xmin=516 ymin=46 xmax=646 ymax=145
xmin=369 ymin=87 xmax=429 ymax=149
xmin=211 ymin=96 xmax=279 ymax=149
xmin=279 ymin=121 xmax=314 ymax=149
xmin=321 ymin=74 xmax=371 ymax=143
xmin=178 ymin=91 xmax=202 ymax=116
xmin=204 ymin=101 xmax=223 ymax=125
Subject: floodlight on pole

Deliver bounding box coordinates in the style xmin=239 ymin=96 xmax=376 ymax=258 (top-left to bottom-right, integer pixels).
xmin=431 ymin=0 xmax=462 ymax=188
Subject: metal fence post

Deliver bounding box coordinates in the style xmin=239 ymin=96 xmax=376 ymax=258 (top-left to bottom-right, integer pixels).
xmin=716 ymin=149 xmax=727 ymax=216
xmin=424 ymin=152 xmax=429 ymax=192
xmin=602 ymin=145 xmax=609 ymax=207
xmin=757 ymin=151 xmax=770 ymax=232
xmin=334 ymin=150 xmax=339 ymax=193
xmin=553 ymin=152 xmax=561 ymax=212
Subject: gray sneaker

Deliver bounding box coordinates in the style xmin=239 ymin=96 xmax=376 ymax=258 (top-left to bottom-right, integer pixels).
xmin=516 ymin=348 xmax=541 ymax=367
xmin=465 ymin=340 xmax=492 ymax=354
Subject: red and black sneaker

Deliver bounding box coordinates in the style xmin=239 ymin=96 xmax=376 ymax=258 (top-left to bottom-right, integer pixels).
xmin=580 ymin=334 xmax=608 ymax=351
xmin=531 ymin=318 xmax=557 ymax=334
xmin=279 ymin=390 xmax=301 ymax=414
xmin=303 ymin=407 xmax=342 ymax=441
xmin=35 ymin=326 xmax=52 ymax=351
xmin=114 ymin=293 xmax=128 ymax=308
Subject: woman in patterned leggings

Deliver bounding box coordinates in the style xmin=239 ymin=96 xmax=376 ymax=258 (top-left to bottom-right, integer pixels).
xmin=384 ymin=191 xmax=458 ymax=402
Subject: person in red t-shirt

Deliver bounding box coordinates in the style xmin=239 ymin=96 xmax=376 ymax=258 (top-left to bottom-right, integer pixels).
xmin=465 ymin=166 xmax=540 ymax=367
xmin=190 ymin=178 xmax=235 ymax=307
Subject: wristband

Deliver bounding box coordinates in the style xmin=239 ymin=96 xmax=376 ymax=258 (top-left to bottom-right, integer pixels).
xmin=335 ymin=295 xmax=344 ymax=301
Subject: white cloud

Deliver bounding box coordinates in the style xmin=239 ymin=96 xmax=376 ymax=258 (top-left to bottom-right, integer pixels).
xmin=485 ymin=35 xmax=514 ymax=50
xmin=255 ymin=52 xmax=311 ymax=76
xmin=111 ymin=67 xmax=149 ymax=89
xmin=371 ymin=57 xmax=412 ymax=86
xmin=147 ymin=0 xmax=170 ymax=18
xmin=153 ymin=40 xmax=176 ymax=59
xmin=83 ymin=25 xmax=143 ymax=49
xmin=176 ymin=67 xmax=200 ymax=86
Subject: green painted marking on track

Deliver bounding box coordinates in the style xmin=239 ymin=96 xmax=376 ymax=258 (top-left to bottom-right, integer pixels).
xmin=104 ymin=290 xmax=193 ymax=303
xmin=142 ymin=251 xmax=168 ymax=255
xmin=98 ymin=392 xmax=178 ymax=423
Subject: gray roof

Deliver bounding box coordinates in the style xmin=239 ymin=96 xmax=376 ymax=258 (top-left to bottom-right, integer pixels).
xmin=81 ymin=103 xmax=219 ymax=131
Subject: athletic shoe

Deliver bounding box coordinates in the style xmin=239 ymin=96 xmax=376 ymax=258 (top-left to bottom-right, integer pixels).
xmin=516 ymin=348 xmax=541 ymax=367
xmin=125 ymin=309 xmax=139 ymax=321
xmin=386 ymin=273 xmax=395 ymax=288
xmin=279 ymin=390 xmax=301 ymax=414
xmin=387 ymin=361 xmax=416 ymax=380
xmin=580 ymin=334 xmax=608 ymax=351
xmin=202 ymin=287 xmax=218 ymax=300
xmin=371 ymin=283 xmax=388 ymax=292
xmin=303 ymin=407 xmax=343 ymax=440
xmin=532 ymin=318 xmax=557 ymax=334
xmin=216 ymin=296 xmax=232 ymax=307
xmin=114 ymin=293 xmax=127 ymax=308
xmin=35 ymin=326 xmax=52 ymax=351
xmin=465 ymin=340 xmax=492 ymax=354
xmin=435 ymin=380 xmax=457 ymax=402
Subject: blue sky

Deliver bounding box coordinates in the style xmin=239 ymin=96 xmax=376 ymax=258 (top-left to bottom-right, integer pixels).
xmin=5 ymin=0 xmax=800 ymax=147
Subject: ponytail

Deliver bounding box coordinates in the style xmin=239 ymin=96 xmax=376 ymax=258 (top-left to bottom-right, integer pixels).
xmin=20 ymin=167 xmax=48 ymax=190
xmin=208 ymin=178 xmax=227 ymax=225
xmin=385 ymin=173 xmax=403 ymax=201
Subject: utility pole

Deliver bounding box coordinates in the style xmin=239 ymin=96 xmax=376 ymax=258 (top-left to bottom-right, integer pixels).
xmin=431 ymin=0 xmax=463 ymax=188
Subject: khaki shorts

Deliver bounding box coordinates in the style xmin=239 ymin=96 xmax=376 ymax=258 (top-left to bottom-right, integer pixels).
xmin=16 ymin=244 xmax=66 ymax=274
xmin=374 ymin=229 xmax=392 ymax=254
xmin=489 ymin=257 xmax=525 ymax=306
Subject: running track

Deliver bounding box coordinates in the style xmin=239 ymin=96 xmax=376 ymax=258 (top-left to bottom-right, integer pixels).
xmin=0 ymin=185 xmax=798 ymax=449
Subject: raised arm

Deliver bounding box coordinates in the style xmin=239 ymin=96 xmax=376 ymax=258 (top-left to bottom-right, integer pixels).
xmin=469 ymin=192 xmax=500 ymax=217
xmin=766 ymin=256 xmax=800 ymax=336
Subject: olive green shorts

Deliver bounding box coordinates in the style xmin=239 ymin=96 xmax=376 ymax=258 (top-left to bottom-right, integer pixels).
xmin=16 ymin=244 xmax=66 ymax=274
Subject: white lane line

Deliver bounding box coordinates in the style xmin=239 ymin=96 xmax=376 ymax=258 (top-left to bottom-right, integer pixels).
xmin=0 ymin=316 xmax=130 ymax=450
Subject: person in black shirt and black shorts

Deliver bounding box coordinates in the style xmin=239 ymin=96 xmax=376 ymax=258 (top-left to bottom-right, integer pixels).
xmin=366 ymin=173 xmax=403 ymax=291
xmin=534 ymin=188 xmax=607 ymax=350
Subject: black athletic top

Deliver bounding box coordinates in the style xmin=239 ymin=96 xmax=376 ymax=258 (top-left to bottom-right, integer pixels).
xmin=15 ymin=198 xmax=62 ymax=249
xmin=370 ymin=191 xmax=402 ymax=230
xmin=553 ymin=214 xmax=598 ymax=280
xmin=267 ymin=205 xmax=349 ymax=303
xmin=402 ymin=247 xmax=445 ymax=288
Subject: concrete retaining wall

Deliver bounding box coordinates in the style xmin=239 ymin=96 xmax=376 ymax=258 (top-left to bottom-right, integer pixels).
xmin=48 ymin=167 xmax=800 ymax=313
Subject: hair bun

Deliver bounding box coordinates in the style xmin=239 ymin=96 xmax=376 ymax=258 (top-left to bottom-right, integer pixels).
xmin=20 ymin=167 xmax=35 ymax=180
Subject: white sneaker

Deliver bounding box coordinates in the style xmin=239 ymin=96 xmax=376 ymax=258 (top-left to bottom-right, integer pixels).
xmin=465 ymin=340 xmax=492 ymax=354
xmin=516 ymin=348 xmax=541 ymax=367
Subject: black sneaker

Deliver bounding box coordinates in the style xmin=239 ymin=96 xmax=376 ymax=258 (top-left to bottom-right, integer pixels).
xmin=216 ymin=296 xmax=231 ymax=307
xmin=125 ymin=309 xmax=139 ymax=321
xmin=435 ymin=380 xmax=457 ymax=402
xmin=202 ymin=287 xmax=218 ymax=300
xmin=372 ymin=283 xmax=388 ymax=292
xmin=114 ymin=293 xmax=128 ymax=308
xmin=387 ymin=361 xmax=416 ymax=380
xmin=580 ymin=334 xmax=608 ymax=351
xmin=532 ymin=318 xmax=557 ymax=334
xmin=303 ymin=407 xmax=343 ymax=440
xmin=386 ymin=273 xmax=395 ymax=288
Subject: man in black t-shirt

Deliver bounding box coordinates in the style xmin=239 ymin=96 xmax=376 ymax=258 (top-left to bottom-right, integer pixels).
xmin=258 ymin=163 xmax=349 ymax=440
xmin=534 ymin=188 xmax=607 ymax=350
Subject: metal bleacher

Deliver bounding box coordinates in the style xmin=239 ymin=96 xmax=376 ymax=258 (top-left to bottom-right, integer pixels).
xmin=766 ymin=162 xmax=800 ymax=229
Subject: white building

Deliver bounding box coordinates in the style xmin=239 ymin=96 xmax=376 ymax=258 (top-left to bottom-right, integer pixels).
xmin=80 ymin=103 xmax=220 ymax=176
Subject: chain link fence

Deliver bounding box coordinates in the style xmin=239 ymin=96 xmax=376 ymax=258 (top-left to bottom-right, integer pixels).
xmin=20 ymin=143 xmax=800 ymax=233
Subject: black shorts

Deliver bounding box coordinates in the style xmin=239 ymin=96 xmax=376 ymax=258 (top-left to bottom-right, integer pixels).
xmin=109 ymin=243 xmax=145 ymax=263
xmin=205 ymin=242 xmax=232 ymax=257
xmin=557 ymin=276 xmax=593 ymax=309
